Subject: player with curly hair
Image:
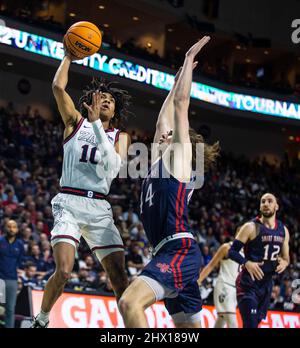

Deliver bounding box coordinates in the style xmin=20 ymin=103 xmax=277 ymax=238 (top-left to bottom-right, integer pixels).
xmin=32 ymin=42 xmax=131 ymax=328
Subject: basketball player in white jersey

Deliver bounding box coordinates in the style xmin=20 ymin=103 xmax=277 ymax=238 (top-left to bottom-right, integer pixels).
xmin=198 ymin=236 xmax=242 ymax=328
xmin=32 ymin=41 xmax=131 ymax=328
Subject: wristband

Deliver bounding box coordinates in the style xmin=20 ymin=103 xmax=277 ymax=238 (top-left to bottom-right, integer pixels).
xmin=228 ymin=240 xmax=247 ymax=265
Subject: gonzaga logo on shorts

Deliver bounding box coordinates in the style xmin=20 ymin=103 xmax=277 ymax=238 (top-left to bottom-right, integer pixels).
xmin=52 ymin=203 xmax=63 ymax=220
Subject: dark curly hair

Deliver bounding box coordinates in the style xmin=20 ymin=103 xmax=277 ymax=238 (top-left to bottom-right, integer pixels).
xmin=78 ymin=78 xmax=132 ymax=129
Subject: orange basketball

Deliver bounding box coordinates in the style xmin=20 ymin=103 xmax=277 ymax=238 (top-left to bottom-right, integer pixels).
xmin=65 ymin=21 xmax=102 ymax=59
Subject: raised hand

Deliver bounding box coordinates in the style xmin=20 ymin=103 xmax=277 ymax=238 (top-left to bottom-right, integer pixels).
xmin=185 ymin=36 xmax=211 ymax=59
xmin=63 ymin=35 xmax=79 ymax=61
xmin=83 ymin=91 xmax=101 ymax=123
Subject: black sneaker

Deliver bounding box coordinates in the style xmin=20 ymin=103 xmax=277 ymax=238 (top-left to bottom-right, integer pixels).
xmin=30 ymin=316 xmax=49 ymax=328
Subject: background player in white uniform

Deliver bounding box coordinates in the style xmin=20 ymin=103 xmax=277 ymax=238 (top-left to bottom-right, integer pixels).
xmin=198 ymin=239 xmax=241 ymax=328
xmin=32 ymin=41 xmax=131 ymax=328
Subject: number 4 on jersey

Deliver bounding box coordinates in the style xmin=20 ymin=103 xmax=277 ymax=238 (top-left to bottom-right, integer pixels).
xmin=140 ymin=183 xmax=155 ymax=214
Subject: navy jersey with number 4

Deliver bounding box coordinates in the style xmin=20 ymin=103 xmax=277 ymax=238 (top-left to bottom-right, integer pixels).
xmin=140 ymin=159 xmax=195 ymax=248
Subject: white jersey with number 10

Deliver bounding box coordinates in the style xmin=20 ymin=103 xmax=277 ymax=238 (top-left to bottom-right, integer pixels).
xmin=60 ymin=117 xmax=121 ymax=195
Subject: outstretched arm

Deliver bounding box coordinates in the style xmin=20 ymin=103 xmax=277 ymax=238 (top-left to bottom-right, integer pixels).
xmin=198 ymin=243 xmax=230 ymax=285
xmin=163 ymin=37 xmax=210 ymax=181
xmin=52 ymin=39 xmax=81 ymax=137
xmin=153 ymin=64 xmax=198 ymax=143
xmin=172 ymin=37 xmax=210 ymax=144
xmin=152 ymin=64 xmax=198 ymax=161
xmin=153 ymin=67 xmax=182 ymax=145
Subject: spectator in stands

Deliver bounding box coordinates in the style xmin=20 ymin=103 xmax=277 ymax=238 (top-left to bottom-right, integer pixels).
xmin=141 ymin=247 xmax=151 ymax=266
xmin=2 ymin=190 xmax=18 ymax=212
xmin=282 ymin=286 xmax=296 ymax=311
xmin=112 ymin=205 xmax=124 ymax=225
xmin=20 ymin=261 xmax=38 ymax=287
xmin=19 ymin=163 xmax=31 ymax=181
xmin=269 ymin=284 xmax=284 ymax=310
xmin=205 ymin=227 xmax=220 ymax=250
xmin=125 ymin=242 xmax=144 ymax=276
xmin=202 ymin=245 xmax=213 ymax=266
xmin=25 ymin=244 xmax=47 ymax=278
xmin=0 ymin=220 xmax=24 ymax=328
xmin=123 ymin=205 xmax=139 ymax=225
xmin=20 ymin=226 xmax=36 ymax=253
xmin=94 ymin=274 xmax=115 ymax=296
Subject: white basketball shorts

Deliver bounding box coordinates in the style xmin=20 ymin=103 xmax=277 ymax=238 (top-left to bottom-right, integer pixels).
xmin=50 ymin=193 xmax=124 ymax=261
xmin=214 ymin=279 xmax=237 ymax=314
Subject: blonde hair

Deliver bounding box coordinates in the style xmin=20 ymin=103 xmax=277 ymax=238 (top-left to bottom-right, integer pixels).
xmin=189 ymin=128 xmax=220 ymax=172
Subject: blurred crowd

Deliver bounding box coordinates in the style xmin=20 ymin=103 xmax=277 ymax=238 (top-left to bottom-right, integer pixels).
xmin=0 ymin=102 xmax=299 ymax=315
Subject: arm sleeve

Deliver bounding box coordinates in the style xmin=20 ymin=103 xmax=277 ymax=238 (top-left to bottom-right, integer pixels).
xmin=91 ymin=120 xmax=121 ymax=179
xmin=228 ymin=240 xmax=247 ymax=265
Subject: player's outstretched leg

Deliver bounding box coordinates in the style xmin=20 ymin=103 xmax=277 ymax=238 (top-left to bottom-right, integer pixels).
xmin=96 ymin=251 xmax=128 ymax=302
xmin=31 ymin=242 xmax=75 ymax=328
xmin=118 ymin=278 xmax=156 ymax=328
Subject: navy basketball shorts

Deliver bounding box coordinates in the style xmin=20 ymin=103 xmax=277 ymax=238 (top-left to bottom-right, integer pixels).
xmin=236 ymin=269 xmax=273 ymax=328
xmin=141 ymin=237 xmax=203 ymax=315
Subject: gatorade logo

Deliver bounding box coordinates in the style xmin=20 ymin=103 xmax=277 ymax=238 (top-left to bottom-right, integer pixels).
xmin=75 ymin=41 xmax=91 ymax=52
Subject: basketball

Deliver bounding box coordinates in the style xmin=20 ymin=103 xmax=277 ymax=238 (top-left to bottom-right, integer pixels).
xmin=64 ymin=21 xmax=102 ymax=59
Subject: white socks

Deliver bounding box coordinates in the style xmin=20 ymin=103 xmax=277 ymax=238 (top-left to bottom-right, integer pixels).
xmin=37 ymin=310 xmax=50 ymax=323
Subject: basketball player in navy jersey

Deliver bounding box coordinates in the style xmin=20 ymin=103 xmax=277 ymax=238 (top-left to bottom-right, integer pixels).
xmin=228 ymin=193 xmax=290 ymax=328
xmin=119 ymin=37 xmax=219 ymax=328
xmin=32 ymin=41 xmax=131 ymax=327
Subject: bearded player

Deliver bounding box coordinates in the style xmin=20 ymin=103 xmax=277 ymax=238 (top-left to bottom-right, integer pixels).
xmin=32 ymin=41 xmax=131 ymax=328
xmin=228 ymin=193 xmax=290 ymax=328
